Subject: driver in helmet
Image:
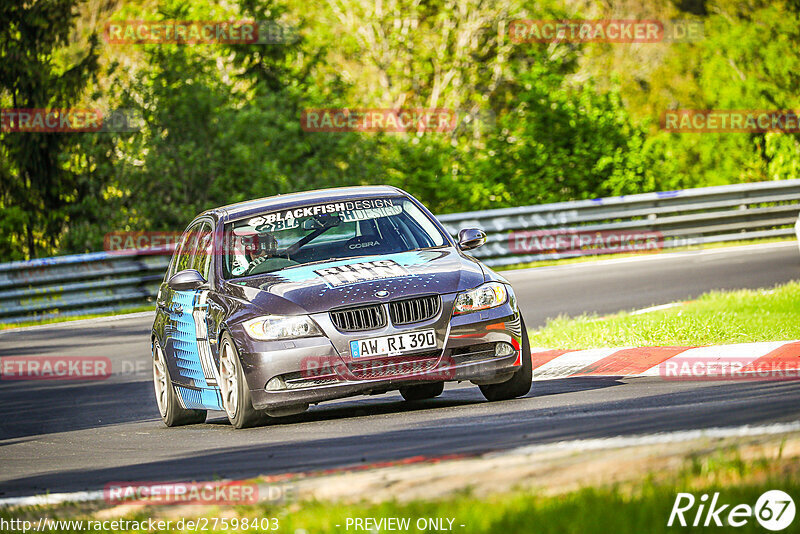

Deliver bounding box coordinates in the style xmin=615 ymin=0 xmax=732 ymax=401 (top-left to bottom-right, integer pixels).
xmin=245 ymin=231 xmax=278 ymax=274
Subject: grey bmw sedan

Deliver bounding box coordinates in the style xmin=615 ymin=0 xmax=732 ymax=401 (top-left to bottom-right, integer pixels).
xmin=152 ymin=186 xmax=531 ymax=428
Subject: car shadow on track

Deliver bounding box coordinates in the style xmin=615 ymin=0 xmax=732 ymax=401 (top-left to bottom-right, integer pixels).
xmin=0 ymin=375 xmax=666 ymax=441
xmin=529 ymin=377 xmax=625 ymax=396
xmin=0 ymin=379 xmax=489 ymax=441
xmin=202 ymin=377 xmax=623 ymax=426
xmin=205 ymin=392 xmax=486 ymax=426
xmin=3 ymin=379 xmax=800 ymax=497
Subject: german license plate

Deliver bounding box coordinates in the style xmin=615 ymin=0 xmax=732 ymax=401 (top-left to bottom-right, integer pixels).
xmin=350 ymin=329 xmax=436 ymax=358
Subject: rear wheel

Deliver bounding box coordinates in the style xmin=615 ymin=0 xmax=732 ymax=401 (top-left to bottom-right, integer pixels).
xmin=400 ymin=381 xmax=444 ymax=401
xmin=219 ymin=332 xmax=269 ymax=429
xmin=152 ymin=339 xmax=206 ymax=426
xmin=479 ymin=318 xmax=532 ymax=401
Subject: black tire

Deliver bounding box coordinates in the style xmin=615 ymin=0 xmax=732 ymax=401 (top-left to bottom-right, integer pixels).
xmin=479 ymin=318 xmax=532 ymax=401
xmin=152 ymin=339 xmax=207 ymax=427
xmin=219 ymin=332 xmax=269 ymax=429
xmin=399 ymin=381 xmax=445 ymax=401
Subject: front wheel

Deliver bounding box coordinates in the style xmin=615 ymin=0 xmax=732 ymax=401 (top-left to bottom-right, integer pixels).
xmin=479 ymin=318 xmax=532 ymax=401
xmin=219 ymin=332 xmax=269 ymax=429
xmin=152 ymin=339 xmax=206 ymax=427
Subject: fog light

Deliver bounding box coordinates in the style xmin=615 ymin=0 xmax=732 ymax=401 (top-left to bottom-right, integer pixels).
xmin=495 ymin=342 xmax=515 ymax=357
xmin=265 ymin=376 xmax=285 ymax=391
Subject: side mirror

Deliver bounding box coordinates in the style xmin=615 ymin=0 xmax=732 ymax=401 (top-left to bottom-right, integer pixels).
xmin=168 ymin=269 xmax=207 ymax=291
xmin=458 ymin=228 xmax=486 ymax=251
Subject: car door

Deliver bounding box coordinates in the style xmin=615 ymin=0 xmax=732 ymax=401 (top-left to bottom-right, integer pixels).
xmin=156 ymin=220 xmax=199 ymax=363
xmin=162 ymin=220 xmax=224 ymax=410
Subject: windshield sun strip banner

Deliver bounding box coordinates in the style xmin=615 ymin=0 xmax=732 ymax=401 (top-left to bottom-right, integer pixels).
xmin=245 ymin=198 xmax=401 ymax=228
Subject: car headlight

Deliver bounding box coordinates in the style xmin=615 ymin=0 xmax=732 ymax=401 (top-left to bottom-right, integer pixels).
xmin=453 ymin=282 xmax=508 ymax=315
xmin=243 ymin=315 xmax=322 ymax=341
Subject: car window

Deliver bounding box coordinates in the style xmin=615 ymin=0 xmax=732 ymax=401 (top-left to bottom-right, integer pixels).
xmin=222 ymin=196 xmax=448 ymax=278
xmin=170 ymin=221 xmax=203 ymax=277
xmin=190 ymin=222 xmax=214 ymax=281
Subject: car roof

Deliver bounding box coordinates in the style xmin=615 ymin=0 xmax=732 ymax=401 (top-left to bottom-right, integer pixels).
xmin=201 ymin=185 xmax=407 ymax=222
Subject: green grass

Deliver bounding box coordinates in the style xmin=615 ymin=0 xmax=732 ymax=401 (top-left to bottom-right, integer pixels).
xmin=257 ymin=481 xmax=799 ymax=534
xmin=529 ymin=281 xmax=800 ymax=349
xmin=496 ymin=237 xmax=795 ymax=271
xmin=0 ymin=305 xmax=154 ymax=330
xmin=3 ymin=447 xmax=797 ymax=533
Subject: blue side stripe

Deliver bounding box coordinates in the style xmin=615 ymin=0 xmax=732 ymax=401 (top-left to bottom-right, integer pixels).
xmin=170 ymin=290 xmax=222 ymax=410
xmin=172 ymin=291 xmax=208 ymax=387
xmin=176 ymin=386 xmax=223 ymax=411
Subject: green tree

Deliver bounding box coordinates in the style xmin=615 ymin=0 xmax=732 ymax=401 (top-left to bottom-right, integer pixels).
xmin=0 ymin=0 xmax=100 ymax=259
xmin=475 ymin=67 xmax=650 ymax=205
xmin=98 ymin=0 xmax=383 ymax=237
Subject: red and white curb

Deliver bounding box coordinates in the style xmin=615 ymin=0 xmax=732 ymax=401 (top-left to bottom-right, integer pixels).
xmin=530 ymin=340 xmax=800 ymax=380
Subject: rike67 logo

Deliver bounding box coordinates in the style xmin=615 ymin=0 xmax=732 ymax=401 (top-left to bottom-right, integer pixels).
xmin=668 ymin=490 xmax=796 ymax=531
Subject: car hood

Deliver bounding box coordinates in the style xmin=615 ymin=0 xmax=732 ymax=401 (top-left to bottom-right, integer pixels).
xmin=226 ymin=249 xmax=485 ymax=314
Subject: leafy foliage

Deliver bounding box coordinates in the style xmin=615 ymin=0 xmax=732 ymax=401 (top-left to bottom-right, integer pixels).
xmin=0 ymin=0 xmax=100 ymax=259
xmin=1 ymin=0 xmax=798 ymax=258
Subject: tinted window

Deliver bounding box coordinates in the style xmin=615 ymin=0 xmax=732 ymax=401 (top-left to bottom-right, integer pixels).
xmin=223 ymin=196 xmax=448 ymax=278
xmin=190 ymin=222 xmax=214 ymax=280
xmin=170 ymin=221 xmax=203 ymax=277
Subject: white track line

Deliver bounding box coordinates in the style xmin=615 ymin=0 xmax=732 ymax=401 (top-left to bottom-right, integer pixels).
xmin=0 ymin=490 xmax=104 ymax=508
xmin=629 ymin=302 xmax=685 ymax=315
xmin=501 ymin=421 xmax=800 ymax=457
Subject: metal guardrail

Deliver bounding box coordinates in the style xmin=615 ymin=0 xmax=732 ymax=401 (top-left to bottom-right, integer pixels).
xmin=0 ymin=252 xmax=169 ymax=324
xmin=437 ymin=179 xmax=800 ymax=266
xmin=1 ymin=180 xmax=799 ymax=324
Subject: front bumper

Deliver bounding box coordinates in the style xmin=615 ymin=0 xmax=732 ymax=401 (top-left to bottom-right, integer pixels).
xmin=232 ymin=292 xmax=523 ymax=411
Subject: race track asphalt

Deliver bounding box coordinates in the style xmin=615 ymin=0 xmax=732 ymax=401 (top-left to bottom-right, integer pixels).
xmin=1 ymin=242 xmax=798 ymax=498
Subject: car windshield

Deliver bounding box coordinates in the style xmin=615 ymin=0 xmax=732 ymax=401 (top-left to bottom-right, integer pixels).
xmin=222 ymin=196 xmax=448 ymax=278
